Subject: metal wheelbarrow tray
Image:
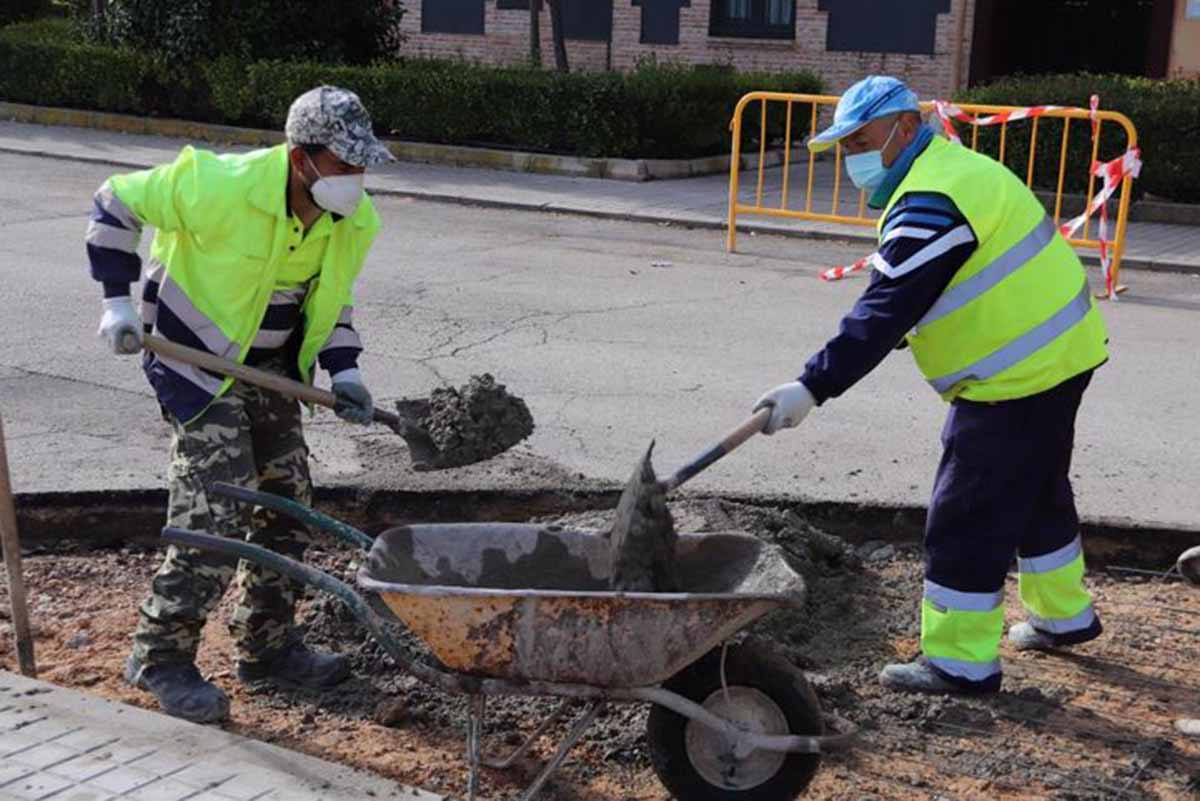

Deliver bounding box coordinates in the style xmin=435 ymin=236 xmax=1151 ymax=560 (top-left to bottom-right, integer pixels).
xmin=165 ymin=484 xmax=854 ymax=801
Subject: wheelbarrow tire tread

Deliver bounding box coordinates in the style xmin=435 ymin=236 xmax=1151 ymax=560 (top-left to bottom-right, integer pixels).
xmin=646 ymin=639 xmax=822 ymax=801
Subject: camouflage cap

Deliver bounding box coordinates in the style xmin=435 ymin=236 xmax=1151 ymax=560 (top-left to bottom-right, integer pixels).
xmin=285 ymin=85 xmax=394 ymax=168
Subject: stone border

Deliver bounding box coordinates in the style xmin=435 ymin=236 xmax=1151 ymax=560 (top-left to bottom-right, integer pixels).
xmin=0 ymin=101 xmax=782 ymax=182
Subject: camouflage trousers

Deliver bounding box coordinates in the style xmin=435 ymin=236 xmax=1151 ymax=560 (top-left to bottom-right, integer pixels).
xmin=132 ymin=357 xmax=314 ymax=667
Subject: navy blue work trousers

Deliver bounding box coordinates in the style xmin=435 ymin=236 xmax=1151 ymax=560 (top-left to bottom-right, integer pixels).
xmin=925 ymin=371 xmax=1094 ymax=593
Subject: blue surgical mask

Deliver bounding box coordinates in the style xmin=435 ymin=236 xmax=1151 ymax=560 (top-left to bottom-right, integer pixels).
xmin=844 ymin=120 xmax=900 ymax=191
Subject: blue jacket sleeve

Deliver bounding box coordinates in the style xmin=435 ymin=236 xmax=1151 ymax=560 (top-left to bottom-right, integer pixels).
xmin=799 ymin=192 xmax=978 ymax=404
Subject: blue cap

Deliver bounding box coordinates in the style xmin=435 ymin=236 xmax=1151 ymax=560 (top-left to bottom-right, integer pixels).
xmin=808 ymin=76 xmax=920 ymax=152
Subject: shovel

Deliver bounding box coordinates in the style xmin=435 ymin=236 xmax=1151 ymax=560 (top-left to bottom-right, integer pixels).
xmin=609 ymin=406 xmax=772 ymax=590
xmin=135 ymin=333 xmax=446 ymax=469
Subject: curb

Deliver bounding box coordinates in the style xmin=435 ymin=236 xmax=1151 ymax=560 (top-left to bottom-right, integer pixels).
xmin=0 ymin=100 xmax=781 ymax=182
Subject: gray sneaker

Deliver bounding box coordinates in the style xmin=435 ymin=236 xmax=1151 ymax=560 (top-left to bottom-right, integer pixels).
xmin=879 ymin=657 xmax=1002 ymax=695
xmin=1176 ymin=718 xmax=1200 ymax=736
xmin=124 ymin=656 xmax=230 ymax=723
xmin=1008 ymin=618 xmax=1103 ymax=652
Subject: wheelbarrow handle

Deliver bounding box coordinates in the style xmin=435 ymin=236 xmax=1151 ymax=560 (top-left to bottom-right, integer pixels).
xmin=208 ymin=482 xmax=373 ymax=551
xmin=161 ymin=527 xmax=476 ymax=696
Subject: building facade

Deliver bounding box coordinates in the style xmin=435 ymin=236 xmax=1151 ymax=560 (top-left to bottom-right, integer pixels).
xmin=400 ymin=0 xmax=1200 ymax=102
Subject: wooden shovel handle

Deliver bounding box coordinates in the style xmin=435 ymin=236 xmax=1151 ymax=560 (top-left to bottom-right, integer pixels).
xmin=665 ymin=406 xmax=771 ymax=492
xmin=141 ymin=334 xmax=403 ymax=427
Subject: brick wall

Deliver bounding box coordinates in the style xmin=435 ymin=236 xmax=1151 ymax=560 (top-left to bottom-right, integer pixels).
xmin=399 ymin=1 xmax=975 ymax=101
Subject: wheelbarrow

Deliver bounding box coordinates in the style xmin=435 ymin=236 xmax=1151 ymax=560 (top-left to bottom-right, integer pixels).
xmin=164 ymin=483 xmax=855 ymax=801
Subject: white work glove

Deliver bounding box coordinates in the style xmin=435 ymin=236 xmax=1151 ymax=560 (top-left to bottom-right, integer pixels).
xmin=331 ymin=369 xmax=374 ymax=424
xmin=97 ymin=296 xmax=142 ymax=355
xmin=753 ymin=381 xmax=816 ymax=435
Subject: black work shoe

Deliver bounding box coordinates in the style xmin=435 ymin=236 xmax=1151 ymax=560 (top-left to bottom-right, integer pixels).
xmin=237 ymin=642 xmax=350 ymax=690
xmin=124 ymin=655 xmax=230 ymax=723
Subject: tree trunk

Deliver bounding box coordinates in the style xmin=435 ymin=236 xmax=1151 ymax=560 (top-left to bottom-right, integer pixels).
xmin=529 ymin=0 xmax=542 ymax=67
xmin=547 ymin=0 xmax=568 ymax=73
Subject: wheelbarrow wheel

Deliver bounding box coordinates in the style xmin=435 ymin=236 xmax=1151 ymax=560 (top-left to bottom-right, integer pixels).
xmin=646 ymin=640 xmax=822 ymax=801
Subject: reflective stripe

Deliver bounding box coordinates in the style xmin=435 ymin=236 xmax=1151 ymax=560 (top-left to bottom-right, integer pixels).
xmin=1028 ymin=604 xmax=1096 ymax=635
xmin=157 ymin=276 xmax=239 ymax=360
xmin=85 ymin=220 xmax=139 ymax=252
xmin=926 ymin=655 xmax=1001 ymax=682
xmin=337 ymin=306 xmax=354 ymax=326
xmin=272 ymin=287 xmax=307 ymax=305
xmin=251 ymin=328 xmax=293 ymax=349
xmin=320 ymin=326 xmax=362 ymax=352
xmin=873 ymin=225 xmax=975 ymax=279
xmin=924 ymin=580 xmax=1003 ymax=612
xmin=918 ymin=216 xmax=1057 ymax=331
xmin=882 ymin=225 xmax=937 ymax=244
xmin=95 ymin=183 xmax=142 ymax=231
xmin=928 ymin=281 xmax=1093 ymax=395
xmin=155 ymin=353 xmax=225 ymax=396
xmin=141 ymin=262 xmax=164 ymax=329
xmin=1018 ymin=535 xmax=1083 ymax=575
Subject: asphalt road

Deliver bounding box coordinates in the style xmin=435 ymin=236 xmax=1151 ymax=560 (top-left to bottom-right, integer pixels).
xmin=2 ymin=151 xmax=1198 ymax=530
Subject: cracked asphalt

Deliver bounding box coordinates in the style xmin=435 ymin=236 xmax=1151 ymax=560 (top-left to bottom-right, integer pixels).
xmin=2 ymin=151 xmax=1199 ymax=530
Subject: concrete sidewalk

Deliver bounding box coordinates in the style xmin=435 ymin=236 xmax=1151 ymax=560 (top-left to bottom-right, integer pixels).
xmin=0 ymin=671 xmax=440 ymax=801
xmin=1 ymin=119 xmax=1197 ymax=275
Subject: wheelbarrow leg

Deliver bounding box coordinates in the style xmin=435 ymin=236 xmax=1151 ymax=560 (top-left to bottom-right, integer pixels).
xmin=466 ymin=695 xmax=485 ymax=801
xmin=481 ymin=699 xmax=571 ymax=770
xmin=520 ymin=701 xmax=604 ymax=801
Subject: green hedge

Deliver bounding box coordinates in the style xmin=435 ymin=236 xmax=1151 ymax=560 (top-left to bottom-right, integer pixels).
xmin=0 ymin=22 xmax=823 ymax=160
xmin=957 ymin=73 xmax=1200 ymax=204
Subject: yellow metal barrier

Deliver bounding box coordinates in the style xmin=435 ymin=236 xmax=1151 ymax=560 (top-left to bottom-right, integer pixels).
xmin=726 ymin=92 xmax=1139 ymax=291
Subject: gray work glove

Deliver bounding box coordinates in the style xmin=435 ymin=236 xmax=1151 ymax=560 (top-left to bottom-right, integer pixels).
xmin=331 ymin=369 xmax=373 ymax=424
xmin=98 ymin=296 xmax=142 ymax=355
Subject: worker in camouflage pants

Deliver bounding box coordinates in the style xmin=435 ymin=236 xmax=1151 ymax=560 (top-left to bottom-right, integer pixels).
xmin=89 ymin=87 xmax=392 ymax=722
xmin=131 ymin=356 xmax=316 ymax=671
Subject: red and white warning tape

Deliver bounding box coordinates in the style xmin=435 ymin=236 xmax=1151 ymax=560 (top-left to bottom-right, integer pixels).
xmin=822 ymin=95 xmax=1142 ymax=300
xmin=931 ymin=99 xmax=1066 ymax=144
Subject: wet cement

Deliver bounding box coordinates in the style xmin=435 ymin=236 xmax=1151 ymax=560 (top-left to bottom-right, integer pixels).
xmin=607 ymin=443 xmax=680 ymax=592
xmin=395 ymin=374 xmax=534 ymax=469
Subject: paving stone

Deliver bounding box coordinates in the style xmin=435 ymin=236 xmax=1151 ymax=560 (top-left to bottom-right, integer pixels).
xmin=43 ymin=754 xmax=119 ymax=783
xmin=1 ymin=770 xmax=75 ymax=800
xmin=0 ymin=763 xmax=35 ymax=788
xmin=125 ymin=777 xmax=204 ymax=801
xmin=53 ymin=730 xmax=119 ymax=754
xmin=86 ymin=741 xmax=157 ymax=765
xmin=0 ymin=710 xmax=46 ymax=732
xmin=0 ymin=731 xmax=43 ymax=758
xmin=7 ymin=742 xmax=80 ymax=771
xmin=83 ymin=764 xmax=158 ymax=795
xmin=127 ymin=749 xmax=193 ymax=778
xmin=170 ymin=763 xmax=237 ymax=791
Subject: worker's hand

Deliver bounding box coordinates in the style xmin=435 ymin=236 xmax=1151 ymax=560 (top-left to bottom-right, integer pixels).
xmin=98 ymin=296 xmax=142 ymax=355
xmin=331 ymin=370 xmax=374 ymax=424
xmin=753 ymin=381 xmax=816 ymax=435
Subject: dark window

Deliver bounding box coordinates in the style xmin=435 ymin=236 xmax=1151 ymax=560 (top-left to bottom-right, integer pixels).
xmin=634 ymin=0 xmax=690 ymax=45
xmin=422 ymin=0 xmax=485 ymax=34
xmin=709 ymin=0 xmax=795 ymax=39
xmin=560 ymin=0 xmax=613 ymax=41
xmin=497 ymin=0 xmax=531 ymax=9
xmin=819 ymin=0 xmax=949 ymax=55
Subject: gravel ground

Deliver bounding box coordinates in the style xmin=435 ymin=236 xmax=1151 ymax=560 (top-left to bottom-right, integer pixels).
xmin=3 ymin=498 xmax=1199 ymax=800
